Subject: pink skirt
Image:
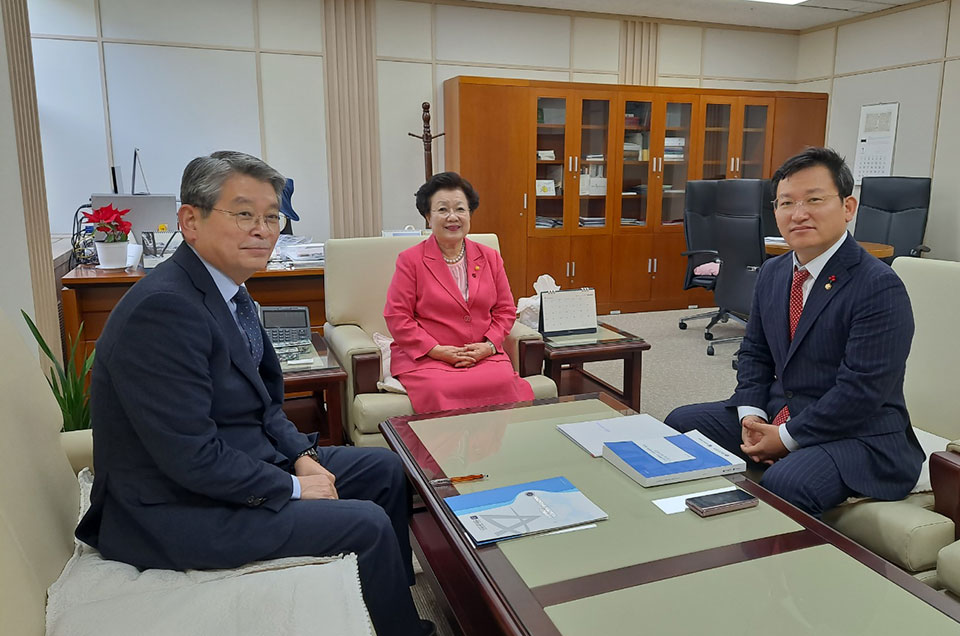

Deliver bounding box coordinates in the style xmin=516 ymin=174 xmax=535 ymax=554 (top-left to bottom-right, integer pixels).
xmin=397 ymin=358 xmax=534 ymax=414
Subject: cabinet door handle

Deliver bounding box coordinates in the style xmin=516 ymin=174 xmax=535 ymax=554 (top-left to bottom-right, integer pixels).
xmin=657 ymin=157 xmax=662 ymax=172
xmin=647 ymin=258 xmax=652 ymax=273
xmin=566 ymin=262 xmax=570 ymax=277
xmin=523 ymin=193 xmax=527 ymax=209
xmin=569 ymin=156 xmax=573 ymax=172
xmin=653 ymin=258 xmax=658 ymax=273
xmin=571 ymin=261 xmax=576 ymax=277
xmin=730 ymin=157 xmax=735 ymax=172
xmin=735 ymin=157 xmax=740 ymax=172
xmin=574 ymin=156 xmax=579 ymax=172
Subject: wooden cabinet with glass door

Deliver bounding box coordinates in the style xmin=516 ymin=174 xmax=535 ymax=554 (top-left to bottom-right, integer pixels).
xmin=529 ymin=90 xmax=616 ymax=302
xmin=699 ymin=96 xmax=774 ymax=181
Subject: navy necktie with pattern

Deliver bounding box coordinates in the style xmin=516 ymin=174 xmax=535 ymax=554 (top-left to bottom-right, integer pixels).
xmin=232 ymin=286 xmax=263 ymax=366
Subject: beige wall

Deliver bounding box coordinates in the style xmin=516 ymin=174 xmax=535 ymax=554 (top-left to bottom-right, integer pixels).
xmin=0 ymin=15 xmax=39 ymax=350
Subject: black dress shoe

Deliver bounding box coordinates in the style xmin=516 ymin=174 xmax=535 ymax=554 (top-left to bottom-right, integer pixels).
xmin=417 ymin=618 xmax=437 ymax=636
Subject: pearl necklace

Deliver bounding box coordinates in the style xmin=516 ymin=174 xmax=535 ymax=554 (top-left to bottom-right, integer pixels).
xmin=442 ymin=241 xmax=465 ymax=264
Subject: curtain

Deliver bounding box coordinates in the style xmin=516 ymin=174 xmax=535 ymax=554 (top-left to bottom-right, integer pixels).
xmin=619 ymin=20 xmax=659 ymax=86
xmin=323 ymin=0 xmax=382 ymax=238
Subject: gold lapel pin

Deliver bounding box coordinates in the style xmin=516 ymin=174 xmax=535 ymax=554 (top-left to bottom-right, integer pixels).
xmin=475 ymin=265 xmax=480 ymax=271
xmin=825 ymin=275 xmax=837 ymax=290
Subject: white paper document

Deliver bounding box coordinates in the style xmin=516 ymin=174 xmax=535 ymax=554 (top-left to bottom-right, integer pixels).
xmin=636 ymin=438 xmax=695 ymax=464
xmin=651 ymin=486 xmax=737 ymax=515
xmin=557 ymin=414 xmax=675 ymax=457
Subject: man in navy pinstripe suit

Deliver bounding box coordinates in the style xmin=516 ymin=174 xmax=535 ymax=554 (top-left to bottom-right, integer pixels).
xmin=666 ymin=147 xmax=924 ymax=517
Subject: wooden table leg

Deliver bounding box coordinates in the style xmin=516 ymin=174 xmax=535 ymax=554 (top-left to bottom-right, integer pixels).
xmin=622 ymin=351 xmax=643 ymax=412
xmin=544 ymin=357 xmax=564 ymax=394
xmin=324 ymin=382 xmax=344 ymax=446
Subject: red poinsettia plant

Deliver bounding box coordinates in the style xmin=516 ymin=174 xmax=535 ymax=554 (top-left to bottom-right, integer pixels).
xmin=83 ymin=204 xmax=132 ymax=243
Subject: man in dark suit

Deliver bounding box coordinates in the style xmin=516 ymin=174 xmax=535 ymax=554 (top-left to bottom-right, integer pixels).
xmin=666 ymin=147 xmax=923 ymax=517
xmin=76 ymin=151 xmax=434 ymax=636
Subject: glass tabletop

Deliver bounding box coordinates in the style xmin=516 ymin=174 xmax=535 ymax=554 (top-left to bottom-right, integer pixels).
xmin=279 ymin=335 xmax=341 ymax=374
xmin=388 ymin=395 xmax=800 ymax=587
xmin=544 ymin=323 xmax=645 ymax=348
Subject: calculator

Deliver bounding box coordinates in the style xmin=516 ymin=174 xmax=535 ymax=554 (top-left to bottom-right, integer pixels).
xmin=259 ymin=306 xmax=312 ymax=349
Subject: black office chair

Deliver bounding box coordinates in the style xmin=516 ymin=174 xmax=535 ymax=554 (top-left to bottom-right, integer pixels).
xmin=706 ymin=180 xmax=766 ymax=365
xmin=678 ymin=180 xmax=720 ymax=332
xmin=760 ymin=179 xmax=779 ymax=239
xmin=854 ymin=176 xmax=931 ymax=263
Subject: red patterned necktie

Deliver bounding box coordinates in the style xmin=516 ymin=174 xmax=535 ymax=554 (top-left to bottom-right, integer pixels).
xmin=772 ymin=267 xmax=810 ymax=426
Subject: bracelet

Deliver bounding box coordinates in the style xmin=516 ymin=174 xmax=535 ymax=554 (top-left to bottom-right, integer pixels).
xmin=488 ymin=341 xmax=496 ymax=355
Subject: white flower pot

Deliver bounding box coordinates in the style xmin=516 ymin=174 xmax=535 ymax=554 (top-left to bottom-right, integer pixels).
xmin=95 ymin=241 xmax=128 ymax=269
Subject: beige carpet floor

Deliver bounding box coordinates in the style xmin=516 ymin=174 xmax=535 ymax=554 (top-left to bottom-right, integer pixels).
xmin=408 ymin=307 xmax=743 ymax=635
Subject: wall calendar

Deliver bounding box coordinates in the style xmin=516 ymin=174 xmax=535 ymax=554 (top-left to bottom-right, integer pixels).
xmin=852 ymin=102 xmax=899 ymax=186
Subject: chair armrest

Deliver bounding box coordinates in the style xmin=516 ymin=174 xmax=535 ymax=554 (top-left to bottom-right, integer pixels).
xmin=323 ymin=323 xmax=380 ymax=396
xmin=910 ymin=244 xmax=931 ymax=257
xmin=681 ymin=249 xmax=719 ymax=258
xmin=505 ymin=321 xmax=545 ymax=377
xmin=931 ymin=449 xmax=960 ymax=539
xmin=60 ymin=429 xmax=93 ymax=475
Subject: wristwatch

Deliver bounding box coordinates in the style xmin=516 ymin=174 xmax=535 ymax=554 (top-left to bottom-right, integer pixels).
xmin=487 ymin=340 xmax=497 ymax=355
xmin=296 ymin=447 xmax=320 ymax=463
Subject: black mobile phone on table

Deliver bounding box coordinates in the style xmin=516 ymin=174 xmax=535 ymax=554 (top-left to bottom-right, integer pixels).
xmin=686 ymin=489 xmax=759 ymax=517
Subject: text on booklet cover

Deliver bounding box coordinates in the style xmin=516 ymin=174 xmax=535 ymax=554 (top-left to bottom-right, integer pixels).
xmin=444 ymin=476 xmax=607 ymax=545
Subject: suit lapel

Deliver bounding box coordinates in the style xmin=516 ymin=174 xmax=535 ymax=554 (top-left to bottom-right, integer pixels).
xmin=466 ymin=240 xmax=485 ymax=307
xmin=172 ymin=245 xmax=273 ymax=407
xmin=423 ymin=236 xmax=469 ymax=311
xmin=766 ymin=256 xmax=793 ymax=365
xmin=784 ymin=234 xmax=861 ymax=367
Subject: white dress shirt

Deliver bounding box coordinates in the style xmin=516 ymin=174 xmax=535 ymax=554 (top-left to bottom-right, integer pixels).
xmin=188 ymin=245 xmax=302 ymax=499
xmin=738 ymin=232 xmax=849 ymax=452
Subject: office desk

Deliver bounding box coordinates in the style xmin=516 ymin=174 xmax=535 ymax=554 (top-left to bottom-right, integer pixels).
xmin=382 ymin=394 xmax=960 ymax=636
xmin=765 ymin=239 xmax=894 ymax=258
xmin=60 ymin=264 xmax=325 ymax=365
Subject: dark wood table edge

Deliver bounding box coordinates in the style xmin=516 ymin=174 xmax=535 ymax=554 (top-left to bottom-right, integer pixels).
xmin=382 ymin=419 xmax=560 ymax=636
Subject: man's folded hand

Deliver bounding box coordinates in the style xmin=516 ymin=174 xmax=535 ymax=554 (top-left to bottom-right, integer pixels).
xmin=297 ymin=473 xmax=339 ymax=500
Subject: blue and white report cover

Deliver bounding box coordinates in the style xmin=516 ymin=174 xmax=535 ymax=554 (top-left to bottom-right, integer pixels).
xmin=444 ymin=476 xmax=607 ymax=545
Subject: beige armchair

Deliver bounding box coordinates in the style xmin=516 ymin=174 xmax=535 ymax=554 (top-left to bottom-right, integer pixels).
xmin=0 ymin=311 xmax=371 ymax=635
xmin=323 ymin=233 xmax=557 ymax=447
xmin=822 ymin=257 xmax=960 ymax=588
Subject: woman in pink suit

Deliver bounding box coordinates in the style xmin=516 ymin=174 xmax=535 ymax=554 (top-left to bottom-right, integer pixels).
xmin=384 ymin=172 xmax=534 ymax=414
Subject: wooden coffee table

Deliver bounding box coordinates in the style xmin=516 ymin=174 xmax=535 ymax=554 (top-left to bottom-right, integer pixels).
xmin=542 ymin=323 xmax=650 ymax=412
xmin=381 ymin=394 xmax=960 ymax=636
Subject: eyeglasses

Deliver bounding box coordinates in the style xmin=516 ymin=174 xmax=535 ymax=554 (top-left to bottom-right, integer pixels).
xmin=773 ymin=193 xmax=844 ymax=211
xmin=430 ymin=205 xmax=470 ymax=217
xmin=210 ymin=208 xmax=282 ymax=232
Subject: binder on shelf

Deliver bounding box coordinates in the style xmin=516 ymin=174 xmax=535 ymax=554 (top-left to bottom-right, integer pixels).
xmin=539 ymin=288 xmax=597 ymax=337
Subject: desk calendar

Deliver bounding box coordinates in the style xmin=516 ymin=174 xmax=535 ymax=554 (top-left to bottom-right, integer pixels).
xmin=539 ymin=288 xmax=597 ymax=336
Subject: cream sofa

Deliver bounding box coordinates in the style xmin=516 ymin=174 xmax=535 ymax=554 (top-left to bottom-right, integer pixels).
xmin=0 ymin=310 xmax=372 ymax=635
xmin=324 ymin=233 xmax=557 ymax=447
xmin=822 ymin=257 xmax=960 ymax=588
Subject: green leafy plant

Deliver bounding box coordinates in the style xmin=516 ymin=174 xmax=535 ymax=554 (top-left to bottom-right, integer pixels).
xmin=21 ymin=310 xmax=95 ymax=431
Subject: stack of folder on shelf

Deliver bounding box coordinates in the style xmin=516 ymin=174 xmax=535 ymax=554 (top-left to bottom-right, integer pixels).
xmin=578 ymin=217 xmax=605 ymax=227
xmin=535 ymin=216 xmax=563 ymax=228
xmin=664 ymin=137 xmax=686 ymax=162
xmin=584 ymin=154 xmax=605 ymax=162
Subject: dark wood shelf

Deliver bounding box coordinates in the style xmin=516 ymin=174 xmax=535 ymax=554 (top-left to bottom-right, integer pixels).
xmin=743 ymin=128 xmax=766 ymax=132
xmin=624 ymin=125 xmax=651 ymax=131
xmin=622 ymin=160 xmax=650 ymax=165
xmin=535 ymin=195 xmax=564 ymax=200
xmin=581 ymin=124 xmax=608 ymax=129
xmin=537 ymin=123 xmax=565 ymax=128
xmin=536 ymin=160 xmax=563 ymax=164
xmin=702 ymin=160 xmax=726 ymax=165
xmin=704 ymin=127 xmax=730 ymax=132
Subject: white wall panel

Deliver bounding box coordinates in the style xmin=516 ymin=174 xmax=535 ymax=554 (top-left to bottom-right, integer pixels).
xmin=435 ymin=5 xmax=569 ymax=68
xmin=703 ymin=29 xmax=797 ymax=80
xmin=948 ymin=0 xmax=960 ymax=57
xmin=795 ymin=79 xmax=831 ymax=93
xmin=927 ymin=60 xmax=960 ymax=260
xmin=32 ymin=39 xmax=110 ymax=234
xmin=261 ymin=54 xmax=329 ymax=241
xmin=103 ymin=44 xmax=261 ymax=198
xmin=27 ymin=0 xmax=96 ymax=37
xmin=657 ymin=25 xmax=701 ymax=77
xmin=377 ymin=60 xmax=433 ymax=232
xmin=572 ymin=72 xmax=618 ymax=84
xmin=99 ymin=0 xmax=255 ymax=48
xmin=796 ymin=28 xmax=835 ymax=80
xmin=572 ymin=17 xmax=620 ymax=72
xmin=827 ymin=63 xmax=941 ymax=179
xmin=258 ymin=0 xmax=323 ymax=53
xmin=657 ymin=75 xmax=700 ymax=88
xmin=701 ymin=79 xmax=797 ymax=91
xmin=376 ymin=0 xmax=432 ymax=60
xmin=835 ymin=2 xmax=948 ymax=74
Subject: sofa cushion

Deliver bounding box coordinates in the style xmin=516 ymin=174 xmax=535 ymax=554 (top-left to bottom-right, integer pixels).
xmin=823 ymin=494 xmax=955 ymax=572
xmin=353 ymin=392 xmax=417 ymax=437
xmin=938 ymin=541 xmax=960 ymax=596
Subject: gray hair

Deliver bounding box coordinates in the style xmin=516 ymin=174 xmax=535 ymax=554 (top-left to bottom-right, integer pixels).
xmin=180 ymin=150 xmax=285 ymax=216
